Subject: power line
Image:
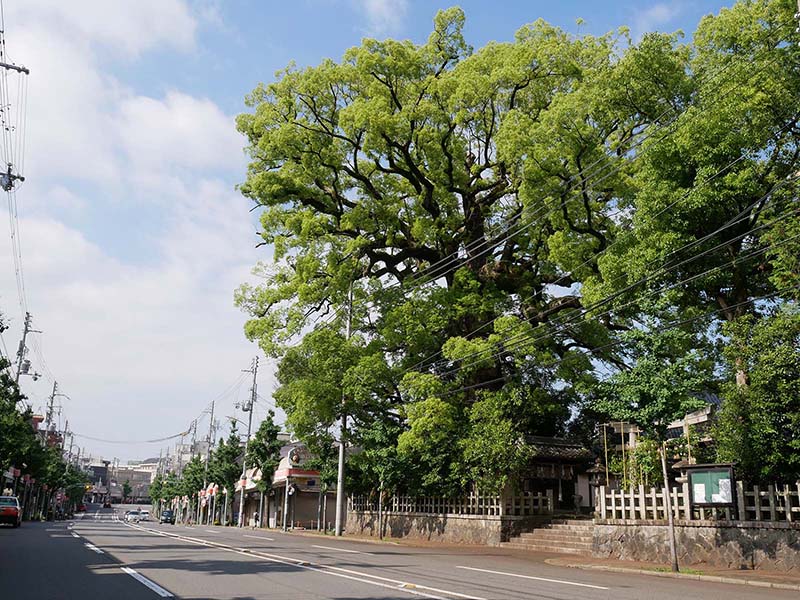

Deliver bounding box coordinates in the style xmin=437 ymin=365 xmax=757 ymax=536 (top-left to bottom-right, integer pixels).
xmin=435 ymin=226 xmax=800 ymax=380
xmin=72 ymin=431 xmax=189 ymax=445
xmin=436 ymin=285 xmax=796 ymax=399
xmin=283 ymin=20 xmax=795 ymax=352
xmin=402 ymin=107 xmax=800 ymax=376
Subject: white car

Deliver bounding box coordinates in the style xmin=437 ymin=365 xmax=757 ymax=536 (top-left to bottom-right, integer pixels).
xmin=124 ymin=510 xmax=141 ymax=522
xmin=139 ymin=510 xmax=150 ymax=521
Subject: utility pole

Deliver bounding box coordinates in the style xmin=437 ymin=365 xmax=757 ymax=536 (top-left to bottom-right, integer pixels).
xmin=203 ymin=400 xmax=215 ymax=487
xmin=0 ymin=53 xmax=29 ymax=192
xmin=238 ymin=357 xmax=258 ymax=527
xmin=15 ymin=312 xmax=35 ymax=383
xmin=45 ymin=381 xmax=57 ymax=430
xmin=335 ymin=282 xmax=354 ymax=536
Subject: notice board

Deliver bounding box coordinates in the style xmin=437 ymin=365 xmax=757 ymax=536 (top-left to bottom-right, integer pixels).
xmin=689 ymin=467 xmax=734 ymax=507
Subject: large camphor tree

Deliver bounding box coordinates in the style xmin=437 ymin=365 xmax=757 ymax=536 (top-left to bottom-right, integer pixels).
xmin=236 ymin=1 xmax=800 ymax=494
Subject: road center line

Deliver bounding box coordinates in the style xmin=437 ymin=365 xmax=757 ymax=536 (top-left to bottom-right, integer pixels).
xmin=321 ymin=564 xmax=486 ymax=600
xmin=311 ymin=544 xmax=372 ymax=555
xmin=84 ymin=542 xmax=104 ymax=554
xmin=125 ymin=522 xmax=456 ymax=600
xmin=121 ymin=567 xmax=174 ymax=597
xmin=243 ymin=534 xmax=275 ymax=541
xmin=455 ymin=566 xmax=609 ymax=590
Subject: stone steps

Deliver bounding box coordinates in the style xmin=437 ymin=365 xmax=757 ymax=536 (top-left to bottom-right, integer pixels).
xmin=502 ymin=542 xmax=590 ymax=555
xmin=514 ymin=538 xmax=593 ymax=550
xmin=517 ymin=532 xmax=593 ymax=544
xmin=544 ymin=524 xmax=595 ymax=532
xmin=501 ymin=517 xmax=595 ymax=556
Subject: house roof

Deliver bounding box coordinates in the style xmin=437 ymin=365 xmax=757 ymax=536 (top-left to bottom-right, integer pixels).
xmin=524 ymin=436 xmax=593 ymax=462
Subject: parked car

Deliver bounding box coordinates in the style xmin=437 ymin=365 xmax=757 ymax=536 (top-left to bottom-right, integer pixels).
xmin=159 ymin=510 xmax=175 ymax=524
xmin=0 ymin=496 xmax=22 ymax=528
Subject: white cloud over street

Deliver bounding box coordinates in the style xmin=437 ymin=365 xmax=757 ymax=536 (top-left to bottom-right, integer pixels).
xmin=0 ymin=0 xmax=276 ymax=460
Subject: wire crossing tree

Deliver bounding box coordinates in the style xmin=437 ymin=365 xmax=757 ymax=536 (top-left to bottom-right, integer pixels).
xmin=236 ymin=0 xmax=800 ymax=497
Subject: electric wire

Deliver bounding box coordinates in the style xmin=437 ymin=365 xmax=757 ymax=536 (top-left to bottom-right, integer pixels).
xmin=435 ymin=227 xmax=800 ymax=380
xmin=437 ymin=285 xmax=796 ymax=398
xmin=397 ymin=31 xmax=791 ymax=290
xmin=402 ymin=112 xmax=800 ymax=376
xmin=295 ymin=22 xmax=794 ymax=346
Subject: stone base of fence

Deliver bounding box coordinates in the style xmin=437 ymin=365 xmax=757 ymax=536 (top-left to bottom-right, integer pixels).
xmin=346 ymin=511 xmax=550 ymax=545
xmin=593 ymin=519 xmax=800 ymax=571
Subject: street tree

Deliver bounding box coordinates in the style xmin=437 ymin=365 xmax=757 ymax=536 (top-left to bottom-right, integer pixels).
xmin=209 ymin=424 xmax=244 ymax=524
xmin=248 ymin=410 xmax=283 ymax=523
xmin=594 ymin=326 xmax=711 ymax=572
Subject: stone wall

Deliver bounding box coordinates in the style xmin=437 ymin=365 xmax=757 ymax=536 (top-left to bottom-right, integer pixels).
xmin=346 ymin=511 xmax=549 ymax=545
xmin=594 ymin=520 xmax=800 ymax=571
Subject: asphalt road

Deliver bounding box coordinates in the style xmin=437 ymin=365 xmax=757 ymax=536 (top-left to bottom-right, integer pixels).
xmin=0 ymin=504 xmax=794 ymax=600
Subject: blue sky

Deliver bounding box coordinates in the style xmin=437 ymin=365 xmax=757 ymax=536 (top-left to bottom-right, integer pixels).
xmin=0 ymin=0 xmax=734 ymax=461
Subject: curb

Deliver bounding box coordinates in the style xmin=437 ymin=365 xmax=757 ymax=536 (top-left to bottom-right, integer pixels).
xmin=179 ymin=523 xmax=403 ymax=546
xmin=544 ymin=559 xmax=800 ymax=592
xmin=279 ymin=529 xmax=402 ymax=546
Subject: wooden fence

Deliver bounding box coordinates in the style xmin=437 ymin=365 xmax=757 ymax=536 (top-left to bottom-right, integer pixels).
xmin=598 ymin=481 xmax=800 ymax=522
xmin=349 ymin=490 xmax=553 ymax=517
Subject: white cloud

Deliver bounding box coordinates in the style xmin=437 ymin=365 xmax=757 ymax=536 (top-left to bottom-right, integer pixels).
xmin=6 ymin=0 xmax=197 ymax=58
xmin=632 ymin=3 xmax=683 ymax=39
xmin=118 ymin=92 xmax=243 ymax=173
xmin=355 ymin=0 xmax=408 ymax=36
xmin=0 ymin=1 xmax=276 ymax=460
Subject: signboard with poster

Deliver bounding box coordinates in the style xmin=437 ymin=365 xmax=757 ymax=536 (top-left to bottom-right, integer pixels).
xmin=687 ymin=465 xmax=735 ymax=508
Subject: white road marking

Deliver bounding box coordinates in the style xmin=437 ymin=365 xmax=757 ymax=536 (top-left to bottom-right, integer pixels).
xmin=121 ymin=567 xmax=174 ymax=597
xmin=311 ymin=544 xmax=373 ymax=555
xmin=84 ymin=542 xmax=104 ymax=554
xmin=243 ymin=534 xmax=275 ymax=541
xmin=322 ymin=564 xmax=486 ymax=599
xmin=204 ymin=529 xmax=217 ymax=534
xmin=125 ymin=522 xmax=456 ymax=599
xmin=71 ymin=532 xmax=80 ymax=538
xmin=455 ymin=566 xmax=609 ymax=590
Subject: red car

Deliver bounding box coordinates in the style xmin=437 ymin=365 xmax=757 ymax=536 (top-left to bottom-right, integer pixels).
xmin=76 ymin=503 xmax=87 ymax=513
xmin=0 ymin=496 xmax=22 ymax=527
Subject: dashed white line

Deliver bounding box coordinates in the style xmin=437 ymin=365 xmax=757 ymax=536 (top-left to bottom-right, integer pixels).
xmin=204 ymin=529 xmax=217 ymax=534
xmin=125 ymin=522 xmax=452 ymax=599
xmin=311 ymin=544 xmax=372 ymax=555
xmin=71 ymin=532 xmax=80 ymax=538
xmin=84 ymin=542 xmax=104 ymax=554
xmin=455 ymin=566 xmax=609 ymax=590
xmin=121 ymin=567 xmax=174 ymax=597
xmin=243 ymin=534 xmax=275 ymax=541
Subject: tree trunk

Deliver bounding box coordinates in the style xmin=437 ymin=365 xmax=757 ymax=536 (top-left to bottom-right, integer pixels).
xmin=317 ymin=489 xmax=323 ymax=531
xmin=660 ymin=443 xmax=679 ymax=573
xmin=378 ymin=486 xmax=383 ymax=540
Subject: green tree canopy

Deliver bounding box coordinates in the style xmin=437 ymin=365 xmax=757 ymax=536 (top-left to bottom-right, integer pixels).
xmin=715 ymin=307 xmax=800 ymax=483
xmin=236 ymin=1 xmax=800 ymax=494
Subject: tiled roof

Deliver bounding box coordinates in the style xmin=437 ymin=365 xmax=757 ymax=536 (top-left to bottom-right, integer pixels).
xmin=524 ymin=436 xmax=593 ymax=461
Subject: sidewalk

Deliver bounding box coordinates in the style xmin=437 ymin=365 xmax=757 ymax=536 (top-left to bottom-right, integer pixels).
xmin=545 ymin=555 xmax=800 ymax=592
